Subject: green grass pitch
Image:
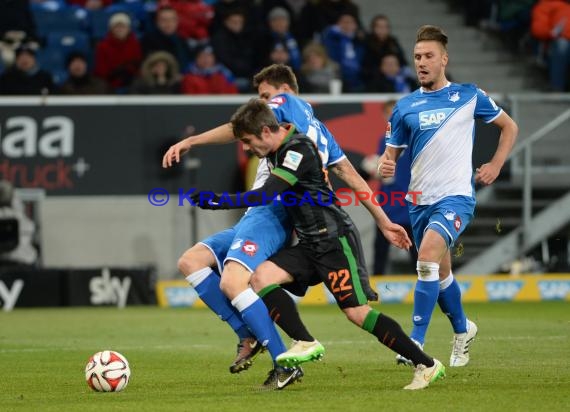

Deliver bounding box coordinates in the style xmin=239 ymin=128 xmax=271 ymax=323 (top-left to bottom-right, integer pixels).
xmin=1 ymin=302 xmax=568 ymax=412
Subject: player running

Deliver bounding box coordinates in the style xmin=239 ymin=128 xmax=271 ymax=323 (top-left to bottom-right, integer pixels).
xmin=378 ymin=25 xmax=518 ymax=367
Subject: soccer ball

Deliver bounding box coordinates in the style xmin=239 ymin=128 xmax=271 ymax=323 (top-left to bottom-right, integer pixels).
xmin=85 ymin=350 xmax=131 ymax=392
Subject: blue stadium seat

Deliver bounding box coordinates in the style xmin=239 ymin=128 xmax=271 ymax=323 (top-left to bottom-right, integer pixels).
xmin=36 ymin=48 xmax=68 ymax=85
xmin=89 ymin=10 xmax=111 ymax=40
xmin=31 ymin=8 xmax=89 ymax=39
xmin=46 ymin=31 xmax=91 ymax=56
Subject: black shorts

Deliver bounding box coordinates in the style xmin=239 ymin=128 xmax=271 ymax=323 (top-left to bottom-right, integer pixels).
xmin=270 ymin=230 xmax=378 ymax=309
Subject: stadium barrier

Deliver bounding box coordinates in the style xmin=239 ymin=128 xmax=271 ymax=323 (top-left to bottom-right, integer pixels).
xmin=0 ymin=267 xmax=156 ymax=311
xmin=0 ymin=96 xmax=501 ymax=196
xmin=155 ymin=274 xmax=570 ymax=308
xmin=0 ymin=96 xmax=504 ymax=277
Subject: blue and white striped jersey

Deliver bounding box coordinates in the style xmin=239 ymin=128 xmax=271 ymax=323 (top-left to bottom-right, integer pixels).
xmin=386 ymin=82 xmax=502 ymax=205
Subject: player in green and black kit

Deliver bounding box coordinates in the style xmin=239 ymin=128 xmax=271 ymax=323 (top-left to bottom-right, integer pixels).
xmin=192 ymin=98 xmax=445 ymax=390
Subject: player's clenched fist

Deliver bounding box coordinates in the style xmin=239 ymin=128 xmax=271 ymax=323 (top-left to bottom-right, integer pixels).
xmin=377 ymin=152 xmax=396 ymax=178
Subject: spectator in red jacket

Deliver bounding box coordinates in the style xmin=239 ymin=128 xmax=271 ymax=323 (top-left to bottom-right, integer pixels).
xmin=531 ymin=0 xmax=570 ymax=91
xmin=180 ymin=44 xmax=238 ymax=94
xmin=94 ymin=12 xmax=142 ymax=92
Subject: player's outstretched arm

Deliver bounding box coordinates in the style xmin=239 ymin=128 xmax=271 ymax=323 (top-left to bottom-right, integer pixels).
xmin=162 ymin=123 xmax=234 ymax=168
xmin=329 ymin=158 xmax=412 ymax=250
xmin=475 ymin=111 xmax=518 ymax=185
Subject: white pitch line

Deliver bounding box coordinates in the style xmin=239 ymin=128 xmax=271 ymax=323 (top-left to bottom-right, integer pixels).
xmin=1 ymin=336 xmax=567 ymax=353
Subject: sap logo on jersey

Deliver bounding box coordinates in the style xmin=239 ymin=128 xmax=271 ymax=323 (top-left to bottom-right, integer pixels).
xmin=418 ymin=108 xmax=455 ymax=130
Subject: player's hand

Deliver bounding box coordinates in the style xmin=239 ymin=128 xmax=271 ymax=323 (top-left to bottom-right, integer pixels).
xmin=380 ymin=222 xmax=412 ymax=250
xmin=377 ymin=152 xmax=396 ymax=178
xmin=190 ymin=191 xmax=228 ymax=210
xmin=162 ymin=140 xmax=192 ymax=168
xmin=475 ymin=162 xmax=501 ymax=185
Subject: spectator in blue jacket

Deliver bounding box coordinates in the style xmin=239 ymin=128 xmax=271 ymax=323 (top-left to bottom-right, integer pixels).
xmin=258 ymin=7 xmax=301 ymax=71
xmin=322 ymin=12 xmax=364 ymax=92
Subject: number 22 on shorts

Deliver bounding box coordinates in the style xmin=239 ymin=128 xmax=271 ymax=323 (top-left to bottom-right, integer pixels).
xmin=328 ymin=269 xmax=353 ymax=301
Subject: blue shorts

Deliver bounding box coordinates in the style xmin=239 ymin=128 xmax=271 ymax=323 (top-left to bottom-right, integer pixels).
xmin=200 ymin=203 xmax=292 ymax=273
xmin=408 ymin=195 xmax=475 ymax=249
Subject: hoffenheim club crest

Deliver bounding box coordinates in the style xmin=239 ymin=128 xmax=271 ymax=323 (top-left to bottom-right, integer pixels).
xmin=448 ymin=91 xmax=460 ymax=102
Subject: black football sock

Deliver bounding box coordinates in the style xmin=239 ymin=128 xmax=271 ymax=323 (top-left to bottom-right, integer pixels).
xmin=258 ymin=284 xmax=314 ymax=342
xmin=363 ymin=309 xmax=434 ymax=367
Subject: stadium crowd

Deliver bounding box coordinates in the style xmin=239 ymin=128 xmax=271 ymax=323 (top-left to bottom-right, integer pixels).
xmin=0 ymin=0 xmax=567 ymax=96
xmin=456 ymin=0 xmax=570 ymax=92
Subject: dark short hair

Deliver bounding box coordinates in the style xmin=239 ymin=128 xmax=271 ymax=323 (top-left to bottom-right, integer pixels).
xmin=230 ymin=98 xmax=279 ymax=139
xmin=253 ymin=64 xmax=299 ymax=94
xmin=15 ymin=43 xmax=37 ymax=58
xmin=416 ymin=25 xmax=448 ymax=51
xmin=66 ymin=51 xmax=87 ymax=67
xmin=370 ymin=14 xmax=389 ymax=30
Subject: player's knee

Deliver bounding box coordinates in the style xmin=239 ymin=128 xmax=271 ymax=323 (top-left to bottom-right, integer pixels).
xmin=218 ymin=275 xmax=233 ymax=296
xmin=177 ymin=253 xmax=193 ymax=276
xmin=220 ymin=276 xmax=248 ymax=299
xmin=220 ymin=263 xmax=251 ymax=298
xmin=249 ymin=263 xmax=274 ymax=292
xmin=177 ymin=249 xmax=203 ymax=276
xmin=249 ymin=272 xmax=269 ymax=292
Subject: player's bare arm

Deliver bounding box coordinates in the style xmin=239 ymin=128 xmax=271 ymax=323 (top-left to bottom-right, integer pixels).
xmin=475 ymin=111 xmax=519 ymax=185
xmin=329 ymin=158 xmax=412 ymax=250
xmin=162 ymin=123 xmax=234 ymax=168
xmin=377 ymin=146 xmax=402 ymax=178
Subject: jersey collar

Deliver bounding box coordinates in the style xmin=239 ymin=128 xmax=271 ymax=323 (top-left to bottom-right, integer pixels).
xmin=420 ymin=81 xmax=451 ymax=94
xmin=279 ymin=124 xmax=296 ymax=147
xmin=269 ymin=124 xmax=296 ymax=167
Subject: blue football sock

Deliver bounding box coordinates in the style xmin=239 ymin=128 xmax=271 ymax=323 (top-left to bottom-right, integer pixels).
xmin=186 ymin=268 xmax=252 ymax=340
xmin=410 ymin=261 xmax=440 ymax=345
xmin=438 ymin=274 xmax=467 ymax=333
xmin=232 ymin=288 xmax=287 ymax=363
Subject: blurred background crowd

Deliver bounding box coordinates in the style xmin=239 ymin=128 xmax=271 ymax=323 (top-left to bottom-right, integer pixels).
xmin=1 ymin=0 xmax=568 ymax=96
